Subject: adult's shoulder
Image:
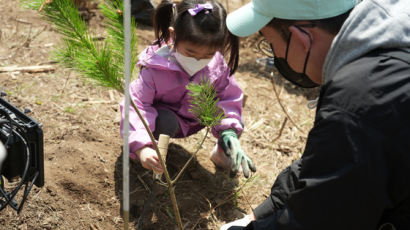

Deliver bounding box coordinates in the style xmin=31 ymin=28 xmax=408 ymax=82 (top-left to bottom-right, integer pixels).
xmin=319 ymin=48 xmax=410 ymax=127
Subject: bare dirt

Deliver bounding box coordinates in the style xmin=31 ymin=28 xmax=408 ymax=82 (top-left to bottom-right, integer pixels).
xmin=0 ymin=0 xmax=318 ymax=229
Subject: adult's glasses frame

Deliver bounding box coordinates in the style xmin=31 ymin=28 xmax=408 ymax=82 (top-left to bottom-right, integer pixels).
xmin=257 ymin=24 xmax=316 ymax=58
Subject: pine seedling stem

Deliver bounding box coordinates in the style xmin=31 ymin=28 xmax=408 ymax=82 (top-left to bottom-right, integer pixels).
xmin=129 ymin=99 xmax=183 ymax=229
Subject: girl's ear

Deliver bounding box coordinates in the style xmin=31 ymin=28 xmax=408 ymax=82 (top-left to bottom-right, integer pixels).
xmin=168 ymin=27 xmax=175 ymax=45
xmin=289 ymin=26 xmax=311 ymax=52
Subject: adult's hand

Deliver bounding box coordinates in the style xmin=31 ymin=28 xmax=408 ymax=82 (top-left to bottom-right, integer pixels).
xmin=220 ymin=214 xmax=255 ymax=230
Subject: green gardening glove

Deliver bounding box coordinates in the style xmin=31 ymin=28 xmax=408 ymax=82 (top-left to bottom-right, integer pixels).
xmin=219 ymin=129 xmax=256 ymax=178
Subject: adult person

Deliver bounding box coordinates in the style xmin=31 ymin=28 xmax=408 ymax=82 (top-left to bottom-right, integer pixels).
xmin=222 ymin=0 xmax=410 ymax=229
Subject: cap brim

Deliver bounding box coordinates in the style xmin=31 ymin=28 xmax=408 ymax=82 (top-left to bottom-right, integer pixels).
xmin=226 ymin=2 xmax=273 ymax=37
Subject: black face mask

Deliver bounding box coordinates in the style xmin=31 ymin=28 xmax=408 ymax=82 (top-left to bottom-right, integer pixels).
xmin=271 ymin=27 xmax=319 ymax=88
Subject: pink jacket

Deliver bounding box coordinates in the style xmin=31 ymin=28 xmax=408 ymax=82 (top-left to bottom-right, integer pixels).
xmin=120 ymin=44 xmax=243 ymax=156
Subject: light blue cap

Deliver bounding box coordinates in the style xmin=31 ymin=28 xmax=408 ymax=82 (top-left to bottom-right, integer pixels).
xmin=227 ymin=0 xmax=359 ymax=37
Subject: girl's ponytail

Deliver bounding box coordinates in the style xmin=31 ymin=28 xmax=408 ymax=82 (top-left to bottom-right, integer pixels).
xmin=153 ymin=0 xmax=176 ymax=46
xmin=212 ymin=0 xmax=239 ymax=75
xmin=226 ymin=32 xmax=239 ymax=76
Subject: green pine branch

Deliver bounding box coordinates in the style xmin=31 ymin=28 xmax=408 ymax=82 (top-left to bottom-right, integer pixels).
xmin=186 ymin=77 xmax=225 ymax=127
xmin=99 ymin=0 xmax=138 ymax=83
xmin=20 ymin=0 xmax=138 ymax=92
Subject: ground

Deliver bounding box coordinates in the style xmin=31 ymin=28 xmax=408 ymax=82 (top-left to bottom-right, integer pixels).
xmin=0 ymin=0 xmax=318 ymax=229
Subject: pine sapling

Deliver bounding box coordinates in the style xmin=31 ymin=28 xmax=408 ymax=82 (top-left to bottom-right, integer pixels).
xmin=172 ymin=77 xmax=225 ymax=182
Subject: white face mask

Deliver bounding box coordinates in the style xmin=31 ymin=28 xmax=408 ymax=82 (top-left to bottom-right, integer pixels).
xmin=174 ymin=50 xmax=212 ymax=76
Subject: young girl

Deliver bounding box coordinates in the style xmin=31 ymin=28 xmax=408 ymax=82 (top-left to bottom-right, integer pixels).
xmin=120 ymin=0 xmax=256 ymax=178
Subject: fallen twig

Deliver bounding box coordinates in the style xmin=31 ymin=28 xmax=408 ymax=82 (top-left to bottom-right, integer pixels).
xmin=247 ymin=118 xmax=266 ymax=131
xmin=272 ymin=117 xmax=288 ymax=142
xmin=242 ymin=94 xmax=248 ymax=107
xmin=21 ymin=25 xmax=47 ymax=48
xmin=0 ymin=65 xmax=54 ymax=73
xmin=242 ymin=192 xmax=255 ymax=216
xmin=270 ymin=76 xmax=306 ymax=135
xmin=190 ymin=193 xmax=215 ymax=230
xmin=137 ymin=175 xmax=150 ymax=193
xmin=90 ymin=223 xmax=102 ymax=230
xmin=13 ymin=18 xmax=32 ymax=25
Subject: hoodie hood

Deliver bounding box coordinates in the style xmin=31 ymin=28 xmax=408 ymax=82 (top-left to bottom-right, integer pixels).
xmin=323 ymin=0 xmax=410 ymax=84
xmin=137 ymin=44 xmax=181 ymax=72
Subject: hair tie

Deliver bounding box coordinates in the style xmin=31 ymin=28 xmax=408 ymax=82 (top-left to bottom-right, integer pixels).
xmin=188 ymin=3 xmax=213 ymax=16
xmin=172 ymin=3 xmax=177 ymax=21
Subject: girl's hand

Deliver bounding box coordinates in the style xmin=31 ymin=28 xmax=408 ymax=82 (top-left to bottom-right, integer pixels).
xmin=219 ymin=129 xmax=256 ymax=178
xmin=136 ymin=147 xmax=163 ymax=173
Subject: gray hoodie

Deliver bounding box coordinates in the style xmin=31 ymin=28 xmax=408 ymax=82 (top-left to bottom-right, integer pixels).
xmin=323 ymin=0 xmax=410 ymax=84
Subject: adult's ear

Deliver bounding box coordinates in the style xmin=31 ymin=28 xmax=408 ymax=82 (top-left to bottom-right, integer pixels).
xmin=289 ymin=26 xmax=311 ymax=52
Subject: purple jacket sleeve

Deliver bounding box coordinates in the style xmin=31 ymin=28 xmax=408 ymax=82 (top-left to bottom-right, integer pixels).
xmin=120 ymin=68 xmax=158 ymax=156
xmin=212 ymin=69 xmax=244 ymax=138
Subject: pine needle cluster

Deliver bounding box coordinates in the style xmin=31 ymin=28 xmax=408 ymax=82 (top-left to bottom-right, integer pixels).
xmin=20 ymin=0 xmax=138 ymax=93
xmin=186 ymin=77 xmax=225 ymax=127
